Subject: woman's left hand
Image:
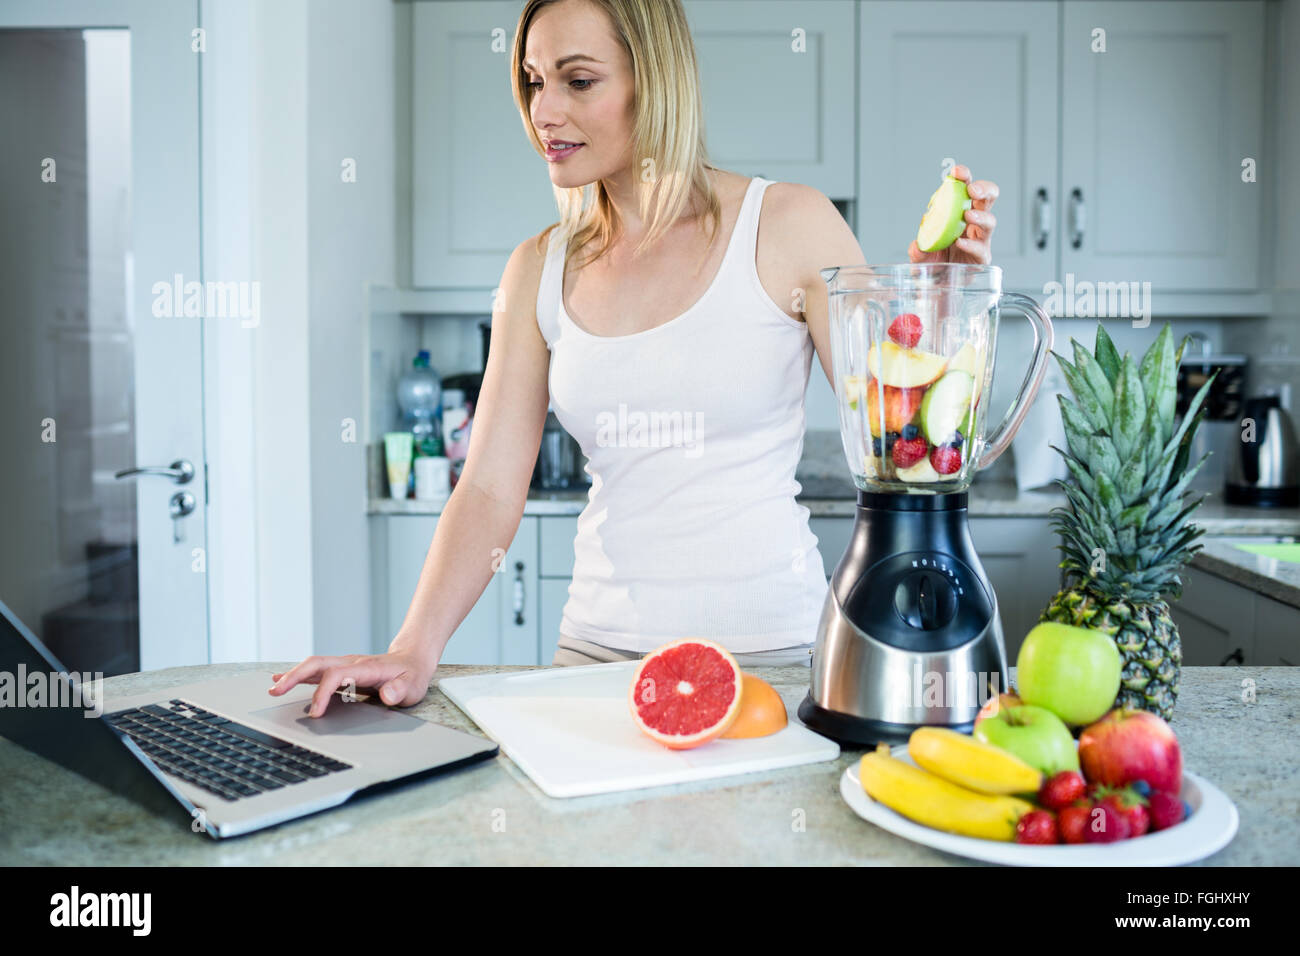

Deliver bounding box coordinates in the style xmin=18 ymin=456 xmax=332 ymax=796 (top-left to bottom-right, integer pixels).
xmin=907 ymin=164 xmax=999 ymax=265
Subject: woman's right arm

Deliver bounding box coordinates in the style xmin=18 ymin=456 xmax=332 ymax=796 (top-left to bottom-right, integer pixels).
xmin=270 ymin=232 xmax=555 ymax=716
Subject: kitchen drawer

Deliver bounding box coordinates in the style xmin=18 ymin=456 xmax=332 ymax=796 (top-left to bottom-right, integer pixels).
xmin=539 ymin=516 xmax=579 ymax=578
xmin=1167 ymin=566 xmax=1255 ymax=666
xmin=1251 ymin=595 xmax=1299 ymax=666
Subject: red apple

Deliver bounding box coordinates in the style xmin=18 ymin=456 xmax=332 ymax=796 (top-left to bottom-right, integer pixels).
xmin=864 ymin=378 xmax=924 ymax=437
xmin=1078 ymin=708 xmax=1182 ymax=794
xmin=974 ymin=692 xmax=1022 ymax=729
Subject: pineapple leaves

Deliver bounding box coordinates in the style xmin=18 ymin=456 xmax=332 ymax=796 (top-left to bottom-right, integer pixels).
xmin=1054 ymin=352 xmax=1109 ymax=433
xmin=1086 ymin=433 xmax=1121 ymax=482
xmin=1057 ymin=395 xmax=1094 ymax=461
xmin=1138 ymin=325 xmax=1176 ymax=444
xmin=1113 ymin=354 xmax=1146 ymax=465
xmin=1096 ymin=471 xmax=1124 ymax=522
xmin=1093 ymin=324 xmax=1122 ymax=386
xmin=1073 ymin=339 xmax=1115 ymax=421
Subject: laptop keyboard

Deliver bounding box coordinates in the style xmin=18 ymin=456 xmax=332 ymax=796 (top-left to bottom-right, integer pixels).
xmin=103 ymin=698 xmax=352 ymax=802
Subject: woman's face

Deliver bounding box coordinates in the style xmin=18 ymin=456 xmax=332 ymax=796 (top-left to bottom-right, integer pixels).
xmin=523 ymin=0 xmax=635 ymax=189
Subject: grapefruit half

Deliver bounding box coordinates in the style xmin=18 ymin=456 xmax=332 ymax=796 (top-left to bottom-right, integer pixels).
xmin=629 ymin=638 xmax=744 ymax=749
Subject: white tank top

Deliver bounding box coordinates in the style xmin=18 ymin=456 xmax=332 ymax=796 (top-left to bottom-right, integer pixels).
xmin=535 ymin=176 xmax=829 ymax=654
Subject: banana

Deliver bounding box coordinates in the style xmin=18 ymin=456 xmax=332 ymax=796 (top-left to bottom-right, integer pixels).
xmin=908 ymin=726 xmax=1043 ymax=796
xmin=859 ymin=744 xmax=1034 ymax=842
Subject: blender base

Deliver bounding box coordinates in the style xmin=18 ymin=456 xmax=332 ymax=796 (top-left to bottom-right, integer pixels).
xmin=796 ymin=694 xmax=974 ymax=749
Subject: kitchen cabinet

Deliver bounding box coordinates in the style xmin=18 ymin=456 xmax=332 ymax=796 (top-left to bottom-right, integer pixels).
xmin=372 ymin=514 xmax=540 ymax=665
xmin=682 ymin=0 xmax=856 ymax=198
xmin=1253 ymin=596 xmax=1299 ymax=667
xmin=857 ymin=0 xmax=1263 ymax=296
xmin=1167 ymin=565 xmax=1255 ymax=666
xmin=411 ymin=1 xmax=558 ymax=288
xmin=1060 ymin=1 xmax=1263 ymax=291
xmin=856 ymin=1 xmax=1061 ymax=291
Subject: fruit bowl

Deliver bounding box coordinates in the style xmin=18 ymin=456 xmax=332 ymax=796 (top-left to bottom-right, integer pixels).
xmin=840 ymin=746 xmax=1238 ymax=866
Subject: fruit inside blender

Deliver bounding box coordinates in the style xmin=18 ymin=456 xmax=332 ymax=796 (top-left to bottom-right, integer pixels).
xmin=841 ymin=311 xmax=985 ymax=485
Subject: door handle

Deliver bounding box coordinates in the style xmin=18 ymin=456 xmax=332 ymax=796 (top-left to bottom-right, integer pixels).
xmin=115 ymin=459 xmax=194 ymax=484
xmin=1067 ymin=188 xmax=1085 ymax=249
xmin=512 ymin=561 xmax=526 ymax=626
xmin=1033 ymin=188 xmax=1051 ymax=250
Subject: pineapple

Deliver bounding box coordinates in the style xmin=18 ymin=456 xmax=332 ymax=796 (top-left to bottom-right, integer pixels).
xmin=1039 ymin=324 xmax=1214 ymax=721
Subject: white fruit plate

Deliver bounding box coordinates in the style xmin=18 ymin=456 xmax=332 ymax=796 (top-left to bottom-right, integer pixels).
xmin=840 ymin=746 xmax=1238 ymax=866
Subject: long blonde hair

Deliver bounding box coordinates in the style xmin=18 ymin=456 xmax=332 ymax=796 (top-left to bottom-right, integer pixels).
xmin=510 ymin=0 xmax=721 ymax=271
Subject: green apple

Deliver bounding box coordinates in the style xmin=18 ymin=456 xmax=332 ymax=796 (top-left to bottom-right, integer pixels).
xmin=919 ymin=370 xmax=974 ymax=445
xmin=947 ymin=343 xmax=985 ymax=406
xmin=973 ymin=704 xmax=1080 ymax=776
xmin=867 ymin=341 xmax=948 ymax=388
xmin=1017 ymin=622 xmax=1123 ymax=726
xmin=917 ymin=176 xmax=972 ymax=253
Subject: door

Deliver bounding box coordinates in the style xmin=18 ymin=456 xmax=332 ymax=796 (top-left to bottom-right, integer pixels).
xmin=1060 ymin=1 xmax=1264 ymax=291
xmin=682 ymin=0 xmax=856 ymax=198
xmin=0 ymin=0 xmax=207 ymax=674
xmin=411 ymin=0 xmax=558 ymax=288
xmin=857 ymin=1 xmax=1060 ymax=291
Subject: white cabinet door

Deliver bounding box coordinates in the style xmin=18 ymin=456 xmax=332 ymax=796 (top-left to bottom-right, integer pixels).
xmin=538 ymin=577 xmax=571 ymax=666
xmin=1060 ymin=1 xmax=1263 ymax=291
xmin=497 ymin=517 xmax=540 ymax=664
xmin=1166 ymin=565 xmax=1254 ymax=666
xmin=968 ymin=517 xmax=1062 ymax=662
xmin=412 ymin=1 xmax=558 ymax=287
xmin=683 ymin=0 xmax=856 ymax=197
xmin=384 ymin=516 xmax=502 ymax=665
xmin=857 ymin=1 xmax=1060 ymax=290
xmin=809 ymin=517 xmax=853 ymax=579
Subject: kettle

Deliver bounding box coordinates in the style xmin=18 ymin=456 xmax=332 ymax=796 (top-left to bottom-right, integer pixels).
xmin=1225 ymin=394 xmax=1299 ymax=507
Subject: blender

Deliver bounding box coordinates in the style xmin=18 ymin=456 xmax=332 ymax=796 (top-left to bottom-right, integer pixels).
xmin=797 ymin=263 xmax=1053 ymax=746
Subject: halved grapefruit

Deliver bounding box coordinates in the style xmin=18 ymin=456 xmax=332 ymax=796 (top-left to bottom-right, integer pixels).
xmin=629 ymin=638 xmax=744 ymax=749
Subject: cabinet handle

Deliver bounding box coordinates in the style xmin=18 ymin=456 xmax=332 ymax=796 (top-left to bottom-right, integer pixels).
xmin=1033 ymin=188 xmax=1051 ymax=250
xmin=1218 ymin=647 xmax=1244 ymax=666
xmin=1068 ymin=188 xmax=1085 ymax=249
xmin=512 ymin=560 xmax=525 ymax=626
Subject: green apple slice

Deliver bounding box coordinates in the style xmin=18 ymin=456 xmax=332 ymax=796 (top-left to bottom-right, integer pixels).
xmin=947 ymin=342 xmax=985 ymax=406
xmin=919 ymin=369 xmax=975 ymax=445
xmin=917 ymin=176 xmax=972 ymax=253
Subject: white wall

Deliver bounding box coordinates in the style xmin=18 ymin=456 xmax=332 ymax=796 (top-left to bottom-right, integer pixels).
xmin=307 ymin=0 xmax=398 ymax=656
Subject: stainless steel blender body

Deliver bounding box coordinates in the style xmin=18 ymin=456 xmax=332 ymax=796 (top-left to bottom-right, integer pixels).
xmin=799 ymin=263 xmax=1053 ymax=746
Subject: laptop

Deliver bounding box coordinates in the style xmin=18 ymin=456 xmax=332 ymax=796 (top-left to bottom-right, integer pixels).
xmin=0 ymin=597 xmax=498 ymax=839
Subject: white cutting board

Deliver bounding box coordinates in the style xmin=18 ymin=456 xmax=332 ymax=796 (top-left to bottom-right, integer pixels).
xmin=437 ymin=661 xmax=840 ymax=798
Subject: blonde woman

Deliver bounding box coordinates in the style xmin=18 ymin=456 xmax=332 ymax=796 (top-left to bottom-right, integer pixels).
xmin=272 ymin=0 xmax=999 ymax=717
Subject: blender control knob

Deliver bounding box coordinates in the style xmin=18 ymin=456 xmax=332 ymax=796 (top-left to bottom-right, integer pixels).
xmin=893 ymin=570 xmax=958 ymax=630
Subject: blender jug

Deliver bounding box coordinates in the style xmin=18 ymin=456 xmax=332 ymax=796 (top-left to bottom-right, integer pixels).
xmin=822 ymin=263 xmax=1053 ymax=492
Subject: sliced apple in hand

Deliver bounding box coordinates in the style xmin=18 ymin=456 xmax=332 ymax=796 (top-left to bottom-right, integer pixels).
xmin=867 ymin=341 xmax=948 ymax=389
xmin=917 ymin=176 xmax=972 ymax=253
xmin=864 ymin=378 xmax=924 ymax=437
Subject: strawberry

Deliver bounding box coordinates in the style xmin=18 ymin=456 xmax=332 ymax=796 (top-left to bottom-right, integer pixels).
xmin=1083 ymin=801 xmax=1131 ymax=843
xmin=930 ymin=444 xmax=963 ymax=475
xmin=1098 ymin=785 xmax=1150 ymax=838
xmin=1147 ymin=790 xmax=1187 ymax=831
xmin=888 ymin=313 xmax=923 ymax=348
xmin=1015 ymin=809 xmax=1059 ymax=845
xmin=1058 ymin=803 xmax=1091 ymax=844
xmin=891 ymin=436 xmax=929 ymax=468
xmin=1038 ymin=770 xmax=1087 ymax=811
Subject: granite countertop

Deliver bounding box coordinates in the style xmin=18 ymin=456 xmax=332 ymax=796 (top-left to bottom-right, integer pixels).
xmin=1193 ymin=537 xmax=1300 ymax=610
xmin=1 ymin=662 xmax=1295 ymax=865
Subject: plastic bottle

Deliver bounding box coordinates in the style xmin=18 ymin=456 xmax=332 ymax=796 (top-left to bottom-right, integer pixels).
xmin=397 ymin=350 xmax=442 ymax=456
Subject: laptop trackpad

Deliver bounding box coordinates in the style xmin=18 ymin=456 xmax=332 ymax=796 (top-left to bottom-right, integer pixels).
xmin=247 ymin=696 xmax=419 ymax=738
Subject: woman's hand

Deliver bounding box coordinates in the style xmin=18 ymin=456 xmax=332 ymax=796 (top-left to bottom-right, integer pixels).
xmin=907 ymin=164 xmax=999 ymax=265
xmin=269 ymin=645 xmax=437 ymax=718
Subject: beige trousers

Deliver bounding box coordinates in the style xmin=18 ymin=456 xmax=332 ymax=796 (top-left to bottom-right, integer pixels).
xmin=551 ymin=633 xmax=813 ymax=668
